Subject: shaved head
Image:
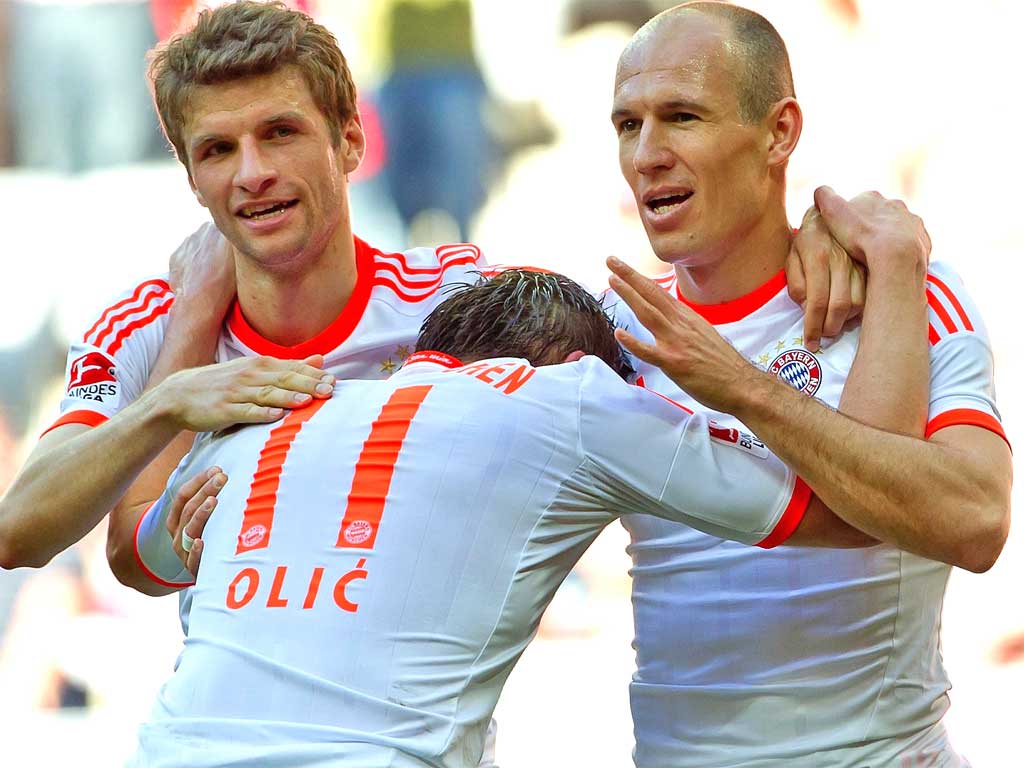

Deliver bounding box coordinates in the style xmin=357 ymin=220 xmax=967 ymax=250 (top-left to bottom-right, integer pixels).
xmin=622 ymin=1 xmax=794 ymax=123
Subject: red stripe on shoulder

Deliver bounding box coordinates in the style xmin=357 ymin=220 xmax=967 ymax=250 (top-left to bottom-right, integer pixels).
xmin=85 ymin=279 xmax=171 ymax=345
xmin=928 ymin=323 xmax=941 ymax=346
xmin=926 ymin=288 xmax=959 ymax=336
xmin=927 ymin=273 xmax=974 ymax=331
xmin=926 ymin=408 xmax=1010 ymax=449
xmin=436 ymin=242 xmax=482 ymax=263
xmin=757 ymin=476 xmax=812 ymax=548
xmin=104 ymin=295 xmax=175 ymax=355
xmin=40 ymin=410 xmax=108 ymax=438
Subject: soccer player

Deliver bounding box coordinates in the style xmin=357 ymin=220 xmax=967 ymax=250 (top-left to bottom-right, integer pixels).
xmin=604 ymin=3 xmax=1012 ymax=765
xmin=0 ymin=1 xmax=859 ymax=581
xmin=129 ymin=270 xmax=864 ymax=768
xmin=0 ymin=1 xmax=487 ymax=589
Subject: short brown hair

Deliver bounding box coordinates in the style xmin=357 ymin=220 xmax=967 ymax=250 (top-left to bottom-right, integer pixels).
xmin=150 ymin=0 xmax=357 ymax=168
xmin=416 ymin=270 xmax=634 ymax=380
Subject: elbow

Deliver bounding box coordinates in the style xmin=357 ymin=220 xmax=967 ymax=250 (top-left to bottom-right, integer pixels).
xmin=955 ymin=498 xmax=1011 ymax=574
xmin=0 ymin=505 xmax=52 ymax=570
xmin=106 ymin=528 xmax=139 ymax=588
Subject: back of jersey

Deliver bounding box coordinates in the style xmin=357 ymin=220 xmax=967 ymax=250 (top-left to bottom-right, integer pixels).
xmin=137 ymin=360 xmax=598 ymax=768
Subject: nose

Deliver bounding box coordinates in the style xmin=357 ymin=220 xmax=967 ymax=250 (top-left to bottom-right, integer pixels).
xmin=632 ymin=122 xmax=675 ymax=176
xmin=234 ymin=136 xmax=277 ymax=195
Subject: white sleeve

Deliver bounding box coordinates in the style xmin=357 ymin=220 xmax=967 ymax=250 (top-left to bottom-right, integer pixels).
xmin=133 ymin=434 xmax=212 ymax=589
xmin=576 ymin=357 xmax=809 ymax=547
xmin=44 ymin=275 xmax=173 ymax=435
xmin=925 ymin=263 xmax=1007 ymax=444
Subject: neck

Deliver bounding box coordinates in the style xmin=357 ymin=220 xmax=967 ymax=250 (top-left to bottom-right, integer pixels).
xmin=673 ymin=207 xmax=793 ymax=305
xmin=234 ymin=234 xmax=359 ymax=347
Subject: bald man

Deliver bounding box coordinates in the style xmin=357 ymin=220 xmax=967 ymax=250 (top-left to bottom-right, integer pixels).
xmin=603 ymin=3 xmax=1011 ymax=766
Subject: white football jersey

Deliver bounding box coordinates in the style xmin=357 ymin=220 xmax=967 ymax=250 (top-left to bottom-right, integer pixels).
xmin=132 ymin=354 xmax=808 ymax=768
xmin=605 ymin=262 xmax=1005 ymax=768
xmin=46 ymin=223 xmax=486 ymax=438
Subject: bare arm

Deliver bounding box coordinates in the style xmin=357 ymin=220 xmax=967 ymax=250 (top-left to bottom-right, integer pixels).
xmin=0 ymin=356 xmax=333 ymax=574
xmin=105 ymin=229 xmax=235 ymax=589
xmin=608 ymin=193 xmax=1010 ymax=570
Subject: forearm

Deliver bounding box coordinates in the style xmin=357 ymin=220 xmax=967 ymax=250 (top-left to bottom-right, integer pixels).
xmin=790 ymin=262 xmax=929 ymax=547
xmin=838 ymin=262 xmax=929 ymax=434
xmin=107 ymin=300 xmax=222 ymax=586
xmin=0 ymin=395 xmax=181 ymax=569
xmin=733 ymin=373 xmax=1007 ymax=571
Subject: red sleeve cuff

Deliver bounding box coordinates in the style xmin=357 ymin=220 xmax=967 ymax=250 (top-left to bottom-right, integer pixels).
xmin=40 ymin=410 xmax=109 ymax=438
xmin=757 ymin=476 xmax=812 ymax=549
xmin=926 ymin=408 xmax=1010 ymax=450
xmin=133 ymin=502 xmax=195 ymax=590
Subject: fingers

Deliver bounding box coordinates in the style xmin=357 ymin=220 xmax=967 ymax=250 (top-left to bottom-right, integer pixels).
xmin=813 ymin=186 xmax=867 ymax=263
xmin=607 ymin=256 xmax=685 ymax=337
xmin=800 ymin=247 xmax=829 ymax=354
xmin=186 ymin=539 xmax=204 ymax=579
xmin=184 ymin=497 xmax=216 ymax=543
xmin=848 ymin=263 xmax=866 ymax=320
xmin=167 ymin=466 xmax=220 ymax=539
xmin=822 ymin=250 xmax=854 ymax=338
xmin=785 ymin=244 xmax=807 ymax=307
xmin=173 ymin=472 xmax=225 ymax=566
xmin=614 ymin=328 xmax=662 ymax=366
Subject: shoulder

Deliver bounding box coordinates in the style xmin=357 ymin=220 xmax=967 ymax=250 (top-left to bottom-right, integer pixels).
xmin=925 ymin=262 xmax=987 ymax=347
xmin=80 ymin=273 xmax=174 ymax=357
xmin=368 ymin=241 xmax=485 ymax=304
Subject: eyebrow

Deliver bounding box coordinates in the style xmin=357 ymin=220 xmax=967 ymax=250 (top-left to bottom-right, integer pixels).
xmin=611 ymin=98 xmax=707 ymax=121
xmin=189 ymin=112 xmax=309 ymax=154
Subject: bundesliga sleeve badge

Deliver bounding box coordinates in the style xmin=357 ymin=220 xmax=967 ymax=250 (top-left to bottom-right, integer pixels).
xmin=67 ymin=350 xmax=119 ymax=402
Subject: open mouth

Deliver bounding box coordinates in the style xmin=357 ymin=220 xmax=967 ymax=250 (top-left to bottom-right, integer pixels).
xmin=238 ymin=200 xmax=299 ymax=220
xmin=647 ymin=192 xmax=693 ymax=215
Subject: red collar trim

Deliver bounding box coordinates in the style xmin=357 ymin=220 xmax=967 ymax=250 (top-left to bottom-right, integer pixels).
xmin=227 ymin=236 xmax=378 ymax=358
xmin=675 ymin=269 xmax=787 ymax=325
xmin=402 ymin=350 xmax=463 ymax=369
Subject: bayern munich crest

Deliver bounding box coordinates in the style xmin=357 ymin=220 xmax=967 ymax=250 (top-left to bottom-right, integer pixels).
xmin=768 ymin=348 xmax=822 ymax=396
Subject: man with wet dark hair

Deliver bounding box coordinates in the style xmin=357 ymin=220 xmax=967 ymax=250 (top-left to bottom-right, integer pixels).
xmin=417 ymin=269 xmax=633 ymax=378
xmin=132 ymin=268 xmax=815 ymax=767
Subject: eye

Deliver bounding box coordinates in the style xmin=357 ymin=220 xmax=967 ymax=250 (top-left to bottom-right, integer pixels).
xmin=616 ymin=118 xmax=640 ymax=135
xmin=205 ymin=141 xmax=232 ymax=158
xmin=672 ymin=112 xmax=698 ymax=123
xmin=270 ymin=125 xmax=295 ymax=139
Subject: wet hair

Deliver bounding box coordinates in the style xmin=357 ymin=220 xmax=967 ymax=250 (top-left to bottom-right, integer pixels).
xmin=416 ymin=269 xmax=634 ymax=380
xmin=149 ymin=0 xmax=357 ymax=169
xmin=649 ymin=2 xmax=795 ymax=123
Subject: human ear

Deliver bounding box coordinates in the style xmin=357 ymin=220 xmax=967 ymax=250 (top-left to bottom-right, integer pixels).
xmin=765 ymin=97 xmax=802 ymax=168
xmin=340 ymin=113 xmax=366 ymax=175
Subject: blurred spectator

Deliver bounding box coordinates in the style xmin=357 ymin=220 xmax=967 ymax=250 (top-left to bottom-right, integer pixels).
xmin=565 ymin=0 xmax=659 ymax=32
xmin=153 ymin=0 xmax=315 ymax=41
xmin=0 ymin=2 xmax=11 ymax=167
xmin=375 ymin=0 xmax=496 ymax=245
xmin=7 ymin=0 xmax=163 ymax=173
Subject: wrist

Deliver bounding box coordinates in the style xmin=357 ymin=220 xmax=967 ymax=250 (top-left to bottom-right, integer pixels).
xmin=864 ymin=244 xmax=928 ymax=285
xmin=136 ymin=379 xmax=190 ymax=436
xmin=730 ymin=369 xmax=793 ymax=427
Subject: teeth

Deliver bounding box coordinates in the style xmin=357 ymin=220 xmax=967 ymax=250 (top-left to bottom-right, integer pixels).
xmin=242 ymin=203 xmax=290 ymax=219
xmin=653 ymin=203 xmax=678 ymax=214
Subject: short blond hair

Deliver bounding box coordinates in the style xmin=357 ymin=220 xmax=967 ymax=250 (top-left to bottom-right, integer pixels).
xmin=150 ymin=1 xmax=357 ymax=168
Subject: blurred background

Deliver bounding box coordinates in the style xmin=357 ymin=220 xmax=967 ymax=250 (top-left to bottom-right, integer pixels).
xmin=0 ymin=0 xmax=1021 ymax=764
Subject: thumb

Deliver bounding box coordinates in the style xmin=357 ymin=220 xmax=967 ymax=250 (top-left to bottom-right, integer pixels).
xmin=812 ymin=186 xmax=865 ymax=262
xmin=302 ymin=354 xmax=326 ymax=369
